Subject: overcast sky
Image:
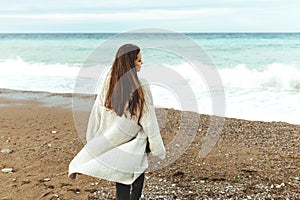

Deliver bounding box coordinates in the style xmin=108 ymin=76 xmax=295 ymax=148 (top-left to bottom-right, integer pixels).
xmin=1 ymin=0 xmax=300 ymax=33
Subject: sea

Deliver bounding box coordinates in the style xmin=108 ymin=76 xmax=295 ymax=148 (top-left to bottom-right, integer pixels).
xmin=0 ymin=32 xmax=299 ymax=125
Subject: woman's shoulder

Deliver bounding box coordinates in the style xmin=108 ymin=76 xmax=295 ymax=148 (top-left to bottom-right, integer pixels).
xmin=138 ymin=77 xmax=148 ymax=89
xmin=97 ymin=71 xmax=112 ymax=103
xmin=139 ymin=78 xmax=150 ymax=93
xmin=139 ymin=78 xmax=153 ymax=104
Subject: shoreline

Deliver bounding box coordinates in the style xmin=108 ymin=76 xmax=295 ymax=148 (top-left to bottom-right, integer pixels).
xmin=0 ymin=88 xmax=299 ymax=199
xmin=0 ymin=87 xmax=299 ymax=126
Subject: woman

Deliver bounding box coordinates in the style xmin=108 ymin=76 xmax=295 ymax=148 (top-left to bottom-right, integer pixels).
xmin=69 ymin=44 xmax=166 ymax=200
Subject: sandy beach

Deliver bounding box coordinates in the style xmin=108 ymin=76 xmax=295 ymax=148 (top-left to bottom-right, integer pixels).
xmin=0 ymin=89 xmax=299 ymax=199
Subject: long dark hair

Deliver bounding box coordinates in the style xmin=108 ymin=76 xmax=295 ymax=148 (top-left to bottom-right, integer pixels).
xmin=104 ymin=44 xmax=145 ymax=120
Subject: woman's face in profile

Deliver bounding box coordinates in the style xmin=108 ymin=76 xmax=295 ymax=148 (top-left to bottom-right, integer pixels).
xmin=134 ymin=52 xmax=143 ymax=72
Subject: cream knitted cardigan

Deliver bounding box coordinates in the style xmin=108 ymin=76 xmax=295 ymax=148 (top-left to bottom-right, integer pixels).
xmin=68 ymin=78 xmax=166 ymax=184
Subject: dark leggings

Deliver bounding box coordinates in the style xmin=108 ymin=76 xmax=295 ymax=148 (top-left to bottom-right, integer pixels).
xmin=116 ymin=173 xmax=145 ymax=200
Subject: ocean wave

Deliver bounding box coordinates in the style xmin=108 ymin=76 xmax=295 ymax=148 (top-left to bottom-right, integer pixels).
xmin=0 ymin=58 xmax=80 ymax=93
xmin=219 ymin=63 xmax=300 ymax=90
xmin=0 ymin=57 xmax=80 ymax=77
xmin=1 ymin=58 xmax=299 ymax=124
xmin=1 ymin=58 xmax=299 ymax=91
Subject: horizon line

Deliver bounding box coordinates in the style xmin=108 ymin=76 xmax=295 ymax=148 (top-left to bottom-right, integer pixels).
xmin=0 ymin=31 xmax=300 ymax=34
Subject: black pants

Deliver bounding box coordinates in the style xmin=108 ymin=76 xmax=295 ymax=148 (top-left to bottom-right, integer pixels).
xmin=116 ymin=173 xmax=145 ymax=200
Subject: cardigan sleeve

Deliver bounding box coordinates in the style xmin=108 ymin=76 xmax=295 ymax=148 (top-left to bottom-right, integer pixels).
xmin=86 ymin=75 xmax=108 ymax=142
xmin=86 ymin=94 xmax=102 ymax=142
xmin=139 ymin=81 xmax=166 ymax=160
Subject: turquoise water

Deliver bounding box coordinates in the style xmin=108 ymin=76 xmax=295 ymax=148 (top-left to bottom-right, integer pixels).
xmin=0 ymin=33 xmax=300 ymax=124
xmin=1 ymin=33 xmax=300 ymax=67
xmin=193 ymin=33 xmax=300 ymax=70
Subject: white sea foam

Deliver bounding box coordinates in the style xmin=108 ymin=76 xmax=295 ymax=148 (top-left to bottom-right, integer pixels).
xmin=1 ymin=58 xmax=299 ymax=124
xmin=0 ymin=57 xmax=80 ymax=77
xmin=2 ymin=58 xmax=299 ymax=91
xmin=219 ymin=63 xmax=300 ymax=90
xmin=0 ymin=58 xmax=80 ymax=93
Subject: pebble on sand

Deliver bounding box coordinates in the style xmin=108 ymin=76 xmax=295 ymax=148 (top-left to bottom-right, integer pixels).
xmin=43 ymin=178 xmax=51 ymax=182
xmin=1 ymin=149 xmax=13 ymax=153
xmin=2 ymin=168 xmax=13 ymax=173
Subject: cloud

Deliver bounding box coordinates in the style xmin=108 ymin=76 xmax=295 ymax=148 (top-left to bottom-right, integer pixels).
xmin=0 ymin=8 xmax=235 ymax=20
xmin=0 ymin=0 xmax=300 ymax=32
